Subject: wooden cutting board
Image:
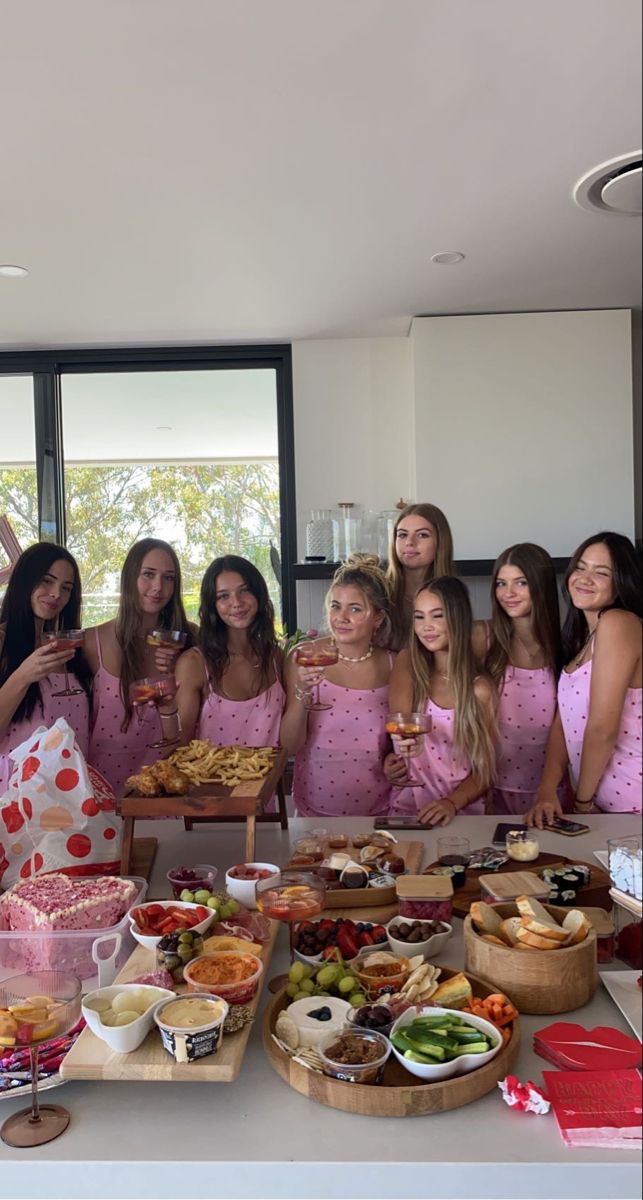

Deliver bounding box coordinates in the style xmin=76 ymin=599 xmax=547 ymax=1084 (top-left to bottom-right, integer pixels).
xmin=323 ymin=840 xmax=424 ymax=909
xmin=61 ymin=920 xmax=278 ymax=1083
xmin=422 ymin=854 xmax=612 ymax=919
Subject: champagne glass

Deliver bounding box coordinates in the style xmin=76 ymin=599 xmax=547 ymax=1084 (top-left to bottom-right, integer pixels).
xmin=294 ymin=643 xmax=339 ymax=711
xmin=146 ymin=629 xmax=188 ymax=673
xmin=386 ymin=711 xmax=431 ymax=787
xmin=41 ymin=630 xmax=84 ymax=697
xmin=256 ymin=870 xmax=326 ymax=991
xmin=0 ymin=971 xmax=81 ymax=1148
xmin=129 ymin=676 xmax=180 ymax=749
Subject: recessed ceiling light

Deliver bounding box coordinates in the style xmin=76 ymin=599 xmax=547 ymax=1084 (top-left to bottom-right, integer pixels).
xmin=430 ymin=251 xmax=465 ymax=265
xmin=0 ymin=264 xmax=29 ymax=277
xmin=156 ymin=425 xmax=173 ymax=431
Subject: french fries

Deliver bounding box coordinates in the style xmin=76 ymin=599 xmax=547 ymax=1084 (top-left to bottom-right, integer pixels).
xmin=167 ymin=740 xmax=277 ymax=788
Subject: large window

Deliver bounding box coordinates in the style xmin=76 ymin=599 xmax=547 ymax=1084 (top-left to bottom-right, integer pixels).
xmin=0 ymin=377 xmax=37 ymax=601
xmin=0 ymin=347 xmax=296 ymax=629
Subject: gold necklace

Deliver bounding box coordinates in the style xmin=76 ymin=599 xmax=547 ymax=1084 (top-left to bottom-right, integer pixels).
xmin=574 ymin=631 xmax=594 ymax=669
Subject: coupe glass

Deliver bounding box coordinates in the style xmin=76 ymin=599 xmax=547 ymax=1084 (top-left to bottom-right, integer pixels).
xmin=129 ymin=676 xmax=179 ymax=749
xmin=386 ymin=711 xmax=431 ymax=788
xmin=294 ymin=643 xmax=339 ymax=711
xmin=0 ymin=971 xmax=81 ymax=1148
xmin=256 ymin=870 xmax=326 ymax=991
xmin=146 ymin=629 xmax=188 ymax=673
xmin=41 ymin=630 xmax=84 ymax=697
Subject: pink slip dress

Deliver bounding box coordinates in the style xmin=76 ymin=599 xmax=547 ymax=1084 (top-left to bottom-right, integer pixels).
xmin=292 ymin=669 xmax=393 ymax=818
xmin=87 ymin=629 xmax=159 ymax=798
xmin=558 ymin=659 xmax=642 ymax=813
xmin=489 ymin=666 xmax=558 ymax=816
xmin=195 ymin=649 xmax=285 ymax=747
xmin=388 ymin=696 xmax=486 ymax=817
xmin=0 ymin=675 xmax=90 ymax=794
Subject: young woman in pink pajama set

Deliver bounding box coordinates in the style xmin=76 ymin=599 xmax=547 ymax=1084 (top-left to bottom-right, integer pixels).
xmin=283 ymin=556 xmax=394 ymax=817
xmin=384 ymin=577 xmax=496 ymax=825
xmin=482 ymin=543 xmax=565 ymax=816
xmin=528 ymin=532 xmax=642 ymax=825
xmin=176 ymin=556 xmax=284 ymax=754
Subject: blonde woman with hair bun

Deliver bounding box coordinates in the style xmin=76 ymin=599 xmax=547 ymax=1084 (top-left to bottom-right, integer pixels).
xmin=280 ymin=554 xmax=396 ymax=816
xmin=387 ymin=503 xmax=456 ymax=650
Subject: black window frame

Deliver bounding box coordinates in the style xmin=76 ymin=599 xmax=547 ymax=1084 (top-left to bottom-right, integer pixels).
xmin=1 ymin=344 xmax=297 ymax=631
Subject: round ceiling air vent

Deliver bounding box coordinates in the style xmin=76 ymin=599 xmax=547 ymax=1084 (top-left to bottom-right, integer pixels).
xmin=573 ymin=153 xmax=642 ymax=215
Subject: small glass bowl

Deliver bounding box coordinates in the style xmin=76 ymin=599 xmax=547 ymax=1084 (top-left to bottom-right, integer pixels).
xmin=318 ymin=1027 xmax=391 ymax=1084
xmin=166 ymin=864 xmax=218 ymax=899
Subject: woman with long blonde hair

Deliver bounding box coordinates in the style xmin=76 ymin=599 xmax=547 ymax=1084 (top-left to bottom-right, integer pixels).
xmin=387 ymin=503 xmax=455 ymax=650
xmin=384 ymin=577 xmax=496 ymax=824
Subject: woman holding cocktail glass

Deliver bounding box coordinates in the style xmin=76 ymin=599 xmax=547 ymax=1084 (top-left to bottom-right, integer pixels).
xmin=384 ymin=577 xmax=496 ymax=824
xmin=387 ymin=503 xmax=456 ymax=651
xmin=0 ymin=543 xmax=92 ymax=792
xmin=282 ymin=555 xmax=395 ymax=816
xmin=85 ymin=538 xmax=193 ymax=796
xmin=175 ymin=555 xmax=285 ymax=749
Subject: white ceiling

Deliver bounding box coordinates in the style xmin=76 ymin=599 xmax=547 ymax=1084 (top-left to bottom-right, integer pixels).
xmin=0 ymin=0 xmax=641 ymax=349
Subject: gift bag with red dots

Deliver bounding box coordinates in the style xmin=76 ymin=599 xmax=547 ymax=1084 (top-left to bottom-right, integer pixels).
xmin=0 ymin=717 xmax=120 ymax=886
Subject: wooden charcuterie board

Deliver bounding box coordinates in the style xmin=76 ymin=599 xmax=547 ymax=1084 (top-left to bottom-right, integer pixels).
xmin=422 ymin=853 xmax=611 ymax=918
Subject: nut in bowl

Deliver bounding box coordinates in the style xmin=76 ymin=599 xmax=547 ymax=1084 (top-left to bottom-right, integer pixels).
xmin=389 ymin=1005 xmax=502 ymax=1082
xmin=386 ymin=916 xmax=453 ymax=959
xmin=225 ymin=863 xmax=279 ymax=910
xmin=82 ymin=983 xmax=176 ymax=1054
xmin=128 ymin=900 xmax=215 ymax=950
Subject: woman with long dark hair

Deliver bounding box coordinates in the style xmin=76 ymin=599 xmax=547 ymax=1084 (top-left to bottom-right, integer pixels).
xmin=0 ymin=542 xmax=92 ymax=790
xmin=175 ymin=555 xmax=284 ymax=747
xmin=386 ymin=503 xmax=456 ymax=650
xmin=85 ymin=538 xmax=193 ymax=795
xmin=528 ymin=532 xmax=642 ymax=824
xmin=484 ymin=543 xmax=565 ymax=815
xmin=384 ymin=576 xmax=496 ymax=824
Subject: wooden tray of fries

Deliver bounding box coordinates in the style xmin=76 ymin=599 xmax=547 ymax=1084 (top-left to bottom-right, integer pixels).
xmin=118 ymin=745 xmax=289 ymax=870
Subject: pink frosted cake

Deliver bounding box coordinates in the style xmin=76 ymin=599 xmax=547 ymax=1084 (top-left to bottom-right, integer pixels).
xmin=0 ymin=874 xmax=140 ymax=979
xmin=0 ymin=874 xmax=138 ymax=932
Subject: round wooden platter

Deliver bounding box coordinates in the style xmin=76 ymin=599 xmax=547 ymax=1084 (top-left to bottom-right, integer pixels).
xmin=262 ymin=966 xmax=520 ymax=1117
xmin=422 ymin=854 xmax=611 ymax=918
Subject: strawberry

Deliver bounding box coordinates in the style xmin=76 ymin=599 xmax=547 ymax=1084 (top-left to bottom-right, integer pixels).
xmin=336 ymin=927 xmax=359 ymax=960
xmin=371 ymin=925 xmax=387 ymax=943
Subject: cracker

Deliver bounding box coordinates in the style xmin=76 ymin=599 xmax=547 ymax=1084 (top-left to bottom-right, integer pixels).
xmin=275 ymin=1012 xmax=299 ymax=1051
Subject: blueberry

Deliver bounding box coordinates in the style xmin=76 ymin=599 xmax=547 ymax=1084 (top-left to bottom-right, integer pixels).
xmin=308 ymin=1006 xmax=332 ymax=1021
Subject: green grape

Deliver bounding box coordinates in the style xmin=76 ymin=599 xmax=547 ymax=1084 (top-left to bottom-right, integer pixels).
xmin=338 ymin=975 xmax=355 ymax=994
xmin=288 ymin=962 xmax=305 ymax=984
xmin=299 ymin=978 xmax=315 ymax=994
xmin=285 ymin=982 xmax=299 ymax=999
xmin=300 ymin=964 xmax=315 ymax=979
xmin=218 ymin=903 xmax=232 ymax=919
xmin=226 ymin=898 xmax=241 ymax=914
xmin=315 ymin=990 xmax=330 ymax=997
xmin=349 ymin=991 xmax=367 ymax=1007
xmin=316 ymin=965 xmax=339 ymax=989
xmin=293 ymin=990 xmax=309 ymax=1001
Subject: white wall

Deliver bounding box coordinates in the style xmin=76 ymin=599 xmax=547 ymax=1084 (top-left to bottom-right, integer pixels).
xmin=411 ymin=309 xmax=634 ymax=558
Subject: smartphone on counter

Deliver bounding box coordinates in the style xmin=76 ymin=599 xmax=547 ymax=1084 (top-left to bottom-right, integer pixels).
xmin=374 ymin=816 xmax=427 ymax=831
xmin=549 ymin=817 xmax=591 ymax=836
xmin=491 ymin=822 xmax=528 ymax=845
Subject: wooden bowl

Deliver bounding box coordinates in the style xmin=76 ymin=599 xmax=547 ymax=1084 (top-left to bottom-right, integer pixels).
xmin=463 ymin=902 xmax=597 ymax=1015
xmin=262 ymin=965 xmax=520 ymax=1117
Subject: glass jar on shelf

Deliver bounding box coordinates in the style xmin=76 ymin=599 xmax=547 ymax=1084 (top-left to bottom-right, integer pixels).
xmin=332 ymin=502 xmax=363 ymax=561
xmin=305 ymin=510 xmax=335 ymax=561
xmin=377 ymin=510 xmax=398 ymax=563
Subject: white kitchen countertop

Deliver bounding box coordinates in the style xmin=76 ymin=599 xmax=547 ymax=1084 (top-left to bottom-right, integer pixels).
xmin=1 ymin=814 xmax=640 ymax=1200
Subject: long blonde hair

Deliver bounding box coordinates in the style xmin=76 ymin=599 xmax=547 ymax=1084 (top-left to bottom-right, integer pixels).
xmin=324 ymin=553 xmax=391 ymax=646
xmin=387 ymin=504 xmax=455 ymax=649
xmin=409 ymin=577 xmax=495 ymax=790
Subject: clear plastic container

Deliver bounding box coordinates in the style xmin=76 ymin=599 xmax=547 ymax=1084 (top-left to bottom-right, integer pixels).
xmin=396 ymin=875 xmax=454 ymax=923
xmin=332 ymin=503 xmax=363 ymax=561
xmin=608 ymin=836 xmax=642 ymax=901
xmin=319 ymin=1027 xmax=391 ymax=1084
xmin=0 ymin=876 xmax=147 ymax=990
xmin=183 ymin=951 xmax=263 ymax=1005
xmin=377 ymin=510 xmax=399 ymax=563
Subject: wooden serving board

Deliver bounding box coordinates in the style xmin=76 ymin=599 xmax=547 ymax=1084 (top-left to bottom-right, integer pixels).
xmin=262 ymin=965 xmax=520 ymax=1117
xmin=423 ymin=854 xmax=612 ymax=919
xmin=61 ymin=920 xmax=279 ymax=1083
xmin=321 ymin=840 xmax=424 ymax=910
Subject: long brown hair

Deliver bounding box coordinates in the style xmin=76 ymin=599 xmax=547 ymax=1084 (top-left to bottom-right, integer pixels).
xmin=387 ymin=503 xmax=455 ymax=649
xmin=198 ymin=555 xmax=278 ymax=694
xmin=562 ymin=532 xmax=642 ymax=661
xmin=486 ymin=543 xmax=562 ymax=684
xmin=116 ymin=538 xmax=192 ymax=728
xmin=324 ymin=553 xmax=392 ymax=646
xmin=409 ymin=577 xmax=495 ymax=790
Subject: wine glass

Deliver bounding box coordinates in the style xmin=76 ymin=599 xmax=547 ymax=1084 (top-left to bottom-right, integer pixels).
xmin=0 ymin=971 xmax=81 ymax=1148
xmin=256 ymin=870 xmax=326 ymax=992
xmin=386 ymin=711 xmax=431 ymax=788
xmin=129 ymin=676 xmax=180 ymax=749
xmin=41 ymin=630 xmax=84 ymax=697
xmin=294 ymin=643 xmax=339 ymax=711
xmin=146 ymin=629 xmax=188 ymax=674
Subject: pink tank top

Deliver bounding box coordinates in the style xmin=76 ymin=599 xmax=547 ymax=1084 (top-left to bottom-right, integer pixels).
xmin=558 ymin=659 xmax=642 ymax=813
xmin=0 ymin=675 xmax=90 ymax=794
xmin=389 ymin=695 xmax=485 ymax=817
xmin=87 ymin=630 xmax=159 ymax=797
xmin=292 ymin=666 xmax=393 ymax=818
xmin=495 ymin=667 xmax=556 ymax=791
xmin=195 ymin=649 xmax=285 ymax=747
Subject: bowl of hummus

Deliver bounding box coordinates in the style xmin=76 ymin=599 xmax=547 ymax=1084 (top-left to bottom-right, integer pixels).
xmin=154 ymin=993 xmax=229 ymax=1063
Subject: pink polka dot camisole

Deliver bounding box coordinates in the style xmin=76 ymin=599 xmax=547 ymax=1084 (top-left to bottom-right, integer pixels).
xmin=0 ymin=675 xmax=90 ymax=794
xmin=87 ymin=629 xmax=159 ymax=798
xmin=292 ymin=669 xmax=393 ymax=818
xmin=389 ymin=696 xmax=486 ymax=817
xmin=195 ymin=649 xmax=285 ymax=748
xmin=558 ymin=658 xmax=642 ymax=814
xmin=489 ymin=666 xmax=557 ymax=816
